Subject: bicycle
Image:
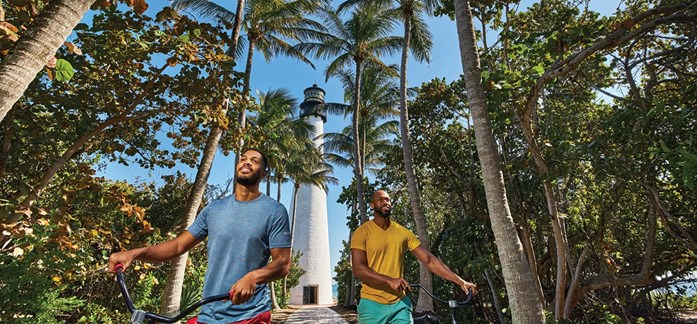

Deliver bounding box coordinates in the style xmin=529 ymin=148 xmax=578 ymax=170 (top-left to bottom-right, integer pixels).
xmin=115 ymin=264 xmax=229 ymax=324
xmin=409 ymin=283 xmax=474 ymax=324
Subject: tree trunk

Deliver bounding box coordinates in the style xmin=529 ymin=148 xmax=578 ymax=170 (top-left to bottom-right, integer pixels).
xmin=453 ymin=1 xmax=546 ymax=323
xmin=399 ymin=14 xmax=433 ymax=312
xmin=284 ymin=184 xmax=300 ymax=297
xmin=352 ymin=61 xmax=367 ymax=223
xmin=243 ymin=39 xmax=255 ymax=95
xmin=0 ymin=107 xmax=16 ymax=177
xmin=159 ymin=125 xmax=224 ymax=319
xmin=270 ymin=281 xmax=280 ymax=310
xmin=484 ymin=267 xmax=505 ymax=324
xmin=0 ymin=0 xmax=96 ymax=123
xmin=345 ymin=198 xmax=358 ymax=307
xmin=159 ymin=0 xmax=246 ymax=319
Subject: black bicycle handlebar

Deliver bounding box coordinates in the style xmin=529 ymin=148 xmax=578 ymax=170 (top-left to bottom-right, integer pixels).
xmin=115 ymin=264 xmax=229 ymax=324
xmin=409 ymin=283 xmax=474 ymax=306
xmin=409 ymin=283 xmax=474 ymax=324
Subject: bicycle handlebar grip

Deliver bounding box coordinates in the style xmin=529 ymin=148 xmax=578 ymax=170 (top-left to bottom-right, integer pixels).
xmin=115 ymin=263 xmax=124 ymax=272
xmin=463 ymin=287 xmax=474 ymax=304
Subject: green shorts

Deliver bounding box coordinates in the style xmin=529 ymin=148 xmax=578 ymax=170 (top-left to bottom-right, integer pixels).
xmin=358 ymin=297 xmax=413 ymax=324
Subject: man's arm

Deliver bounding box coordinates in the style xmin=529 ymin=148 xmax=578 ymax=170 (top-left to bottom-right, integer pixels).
xmin=411 ymin=245 xmax=478 ymax=295
xmin=229 ymin=247 xmax=291 ymax=304
xmin=351 ymin=248 xmax=410 ymax=293
xmin=108 ymin=231 xmax=201 ymax=272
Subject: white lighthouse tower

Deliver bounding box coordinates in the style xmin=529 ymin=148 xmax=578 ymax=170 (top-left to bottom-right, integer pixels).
xmin=289 ymin=85 xmax=334 ymax=305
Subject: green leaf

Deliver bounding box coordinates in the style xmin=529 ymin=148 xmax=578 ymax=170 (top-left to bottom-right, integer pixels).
xmin=193 ymin=29 xmax=201 ymax=37
xmin=683 ymin=162 xmax=696 ymax=190
xmin=55 ymin=59 xmax=75 ymax=82
xmin=659 ymin=139 xmax=671 ymax=153
xmin=678 ymin=148 xmax=697 ymax=165
xmin=179 ymin=34 xmax=190 ymax=43
xmin=481 ymin=70 xmax=490 ymax=81
xmin=74 ymin=23 xmax=89 ymax=31
xmin=532 ymin=65 xmax=544 ymax=75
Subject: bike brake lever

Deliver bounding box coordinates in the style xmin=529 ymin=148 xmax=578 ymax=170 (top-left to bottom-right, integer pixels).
xmin=131 ymin=309 xmax=146 ymax=324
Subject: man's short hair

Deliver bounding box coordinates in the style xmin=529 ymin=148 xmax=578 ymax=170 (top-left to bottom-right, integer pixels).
xmin=242 ymin=148 xmax=268 ymax=172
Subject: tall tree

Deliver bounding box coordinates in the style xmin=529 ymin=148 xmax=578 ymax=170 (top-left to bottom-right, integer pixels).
xmin=0 ymin=0 xmax=96 ymax=123
xmin=158 ymin=0 xmax=246 ymax=318
xmin=338 ymin=0 xmax=436 ymax=310
xmin=297 ymin=5 xmax=402 ymax=223
xmin=453 ymin=0 xmax=546 ymax=322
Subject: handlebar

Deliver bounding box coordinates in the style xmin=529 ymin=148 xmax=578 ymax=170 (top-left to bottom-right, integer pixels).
xmin=409 ymin=283 xmax=474 ymax=307
xmin=409 ymin=283 xmax=474 ymax=324
xmin=115 ymin=264 xmax=229 ymax=324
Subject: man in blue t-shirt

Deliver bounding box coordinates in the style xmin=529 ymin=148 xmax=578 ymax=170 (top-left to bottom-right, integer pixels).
xmin=108 ymin=148 xmax=291 ymax=324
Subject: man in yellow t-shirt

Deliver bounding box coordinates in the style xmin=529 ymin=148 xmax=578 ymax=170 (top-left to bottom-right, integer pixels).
xmin=350 ymin=190 xmax=477 ymax=323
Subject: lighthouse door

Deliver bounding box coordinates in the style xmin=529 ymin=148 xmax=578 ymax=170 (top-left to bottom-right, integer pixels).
xmin=302 ymin=285 xmax=319 ymax=304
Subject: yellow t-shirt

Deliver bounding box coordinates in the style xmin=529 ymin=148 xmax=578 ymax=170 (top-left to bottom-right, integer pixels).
xmin=350 ymin=219 xmax=421 ymax=304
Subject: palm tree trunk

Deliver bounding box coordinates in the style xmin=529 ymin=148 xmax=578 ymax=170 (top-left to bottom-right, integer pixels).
xmin=266 ymin=169 xmax=281 ymax=310
xmin=232 ymin=40 xmax=254 ymax=191
xmin=399 ymin=14 xmax=432 ymax=312
xmin=0 ymin=107 xmax=16 ymax=177
xmin=453 ymin=1 xmax=545 ymax=323
xmin=352 ymin=61 xmax=367 ymax=223
xmin=284 ymin=184 xmax=300 ymax=297
xmin=243 ymin=40 xmax=255 ymax=94
xmin=159 ymin=125 xmax=224 ymax=319
xmin=159 ymin=1 xmax=246 ymax=320
xmin=0 ymin=0 xmax=95 ymax=123
xmin=345 ymin=199 xmax=358 ymax=307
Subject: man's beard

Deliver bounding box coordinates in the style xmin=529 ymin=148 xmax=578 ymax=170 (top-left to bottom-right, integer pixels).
xmin=237 ymin=170 xmax=263 ymax=186
xmin=375 ymin=207 xmax=391 ymax=218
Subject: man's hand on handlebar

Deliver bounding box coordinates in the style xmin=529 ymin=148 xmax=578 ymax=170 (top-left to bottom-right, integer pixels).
xmin=108 ymin=251 xmax=135 ymax=273
xmin=229 ymin=273 xmax=257 ymax=304
xmin=387 ymin=277 xmax=411 ymax=293
xmin=456 ymin=279 xmax=477 ymax=296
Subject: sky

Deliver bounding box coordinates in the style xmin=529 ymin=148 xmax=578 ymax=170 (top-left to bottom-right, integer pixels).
xmin=96 ymin=0 xmax=621 ymax=283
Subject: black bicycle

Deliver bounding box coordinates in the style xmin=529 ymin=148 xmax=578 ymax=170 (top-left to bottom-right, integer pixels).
xmin=115 ymin=264 xmax=229 ymax=324
xmin=409 ymin=283 xmax=474 ymax=324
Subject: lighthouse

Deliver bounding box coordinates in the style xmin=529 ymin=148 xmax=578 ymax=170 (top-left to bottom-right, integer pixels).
xmin=289 ymin=85 xmax=334 ymax=305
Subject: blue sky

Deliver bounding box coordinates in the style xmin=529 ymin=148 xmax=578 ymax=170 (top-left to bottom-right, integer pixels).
xmin=97 ymin=0 xmax=621 ymax=281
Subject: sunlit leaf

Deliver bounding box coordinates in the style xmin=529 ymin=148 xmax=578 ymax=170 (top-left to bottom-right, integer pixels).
xmin=55 ymin=59 xmax=75 ymax=82
xmin=132 ymin=0 xmax=149 ymax=15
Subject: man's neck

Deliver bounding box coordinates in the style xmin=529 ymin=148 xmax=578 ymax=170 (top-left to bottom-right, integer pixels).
xmin=373 ymin=215 xmax=390 ymax=229
xmin=235 ymin=183 xmax=261 ymax=202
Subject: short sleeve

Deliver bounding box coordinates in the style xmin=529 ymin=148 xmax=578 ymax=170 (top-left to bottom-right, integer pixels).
xmin=269 ymin=204 xmax=291 ymax=248
xmin=405 ymin=228 xmax=421 ymax=251
xmin=350 ymin=226 xmax=367 ymax=251
xmin=186 ymin=206 xmax=210 ymax=240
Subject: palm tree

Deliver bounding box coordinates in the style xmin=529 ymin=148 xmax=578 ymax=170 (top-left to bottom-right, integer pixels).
xmin=158 ymin=0 xmax=246 ymax=319
xmin=322 ymin=65 xmax=401 ymax=176
xmin=453 ymin=0 xmax=546 ymax=322
xmin=173 ymin=0 xmax=324 ymax=187
xmin=322 ymin=65 xmax=400 ymax=306
xmin=296 ymin=5 xmax=402 ymax=223
xmin=339 ymin=0 xmax=436 ymax=311
xmin=0 ymin=0 xmax=95 ymax=123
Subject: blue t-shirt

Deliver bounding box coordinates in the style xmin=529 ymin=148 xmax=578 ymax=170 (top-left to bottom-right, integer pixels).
xmin=187 ymin=193 xmax=291 ymax=323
